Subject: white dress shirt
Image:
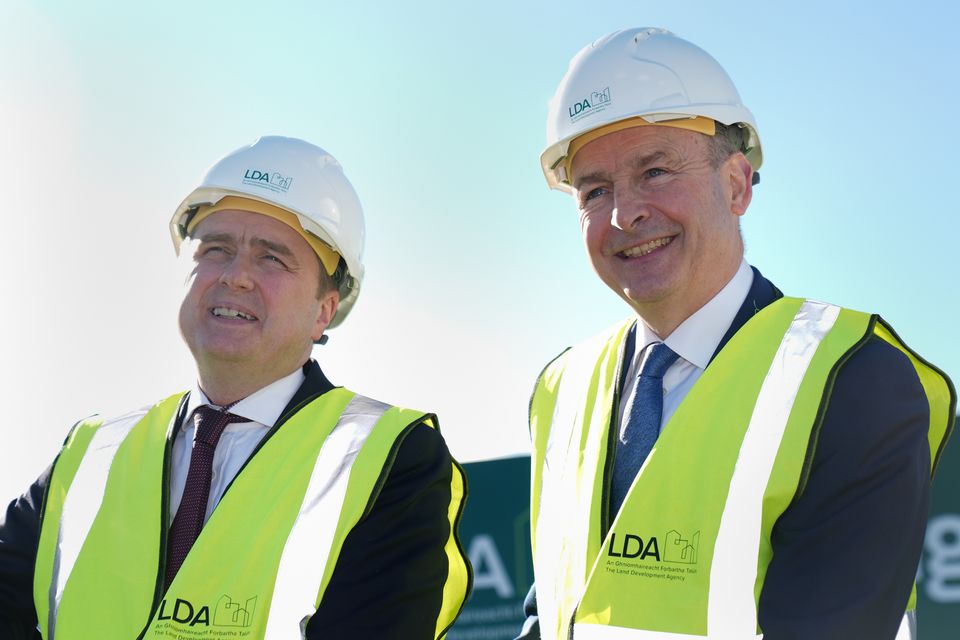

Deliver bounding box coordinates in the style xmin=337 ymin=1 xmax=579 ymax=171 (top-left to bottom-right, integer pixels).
xmin=168 ymin=367 xmax=305 ymax=524
xmin=616 ymin=261 xmax=754 ymax=437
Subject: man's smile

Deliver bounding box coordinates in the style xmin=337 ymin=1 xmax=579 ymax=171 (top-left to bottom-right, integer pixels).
xmin=211 ymin=306 xmax=258 ymax=321
xmin=617 ymin=235 xmax=675 ymax=259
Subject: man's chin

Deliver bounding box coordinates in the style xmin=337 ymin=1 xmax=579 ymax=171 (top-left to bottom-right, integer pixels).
xmin=618 ymin=285 xmax=673 ymax=311
xmin=190 ymin=342 xmax=259 ymax=368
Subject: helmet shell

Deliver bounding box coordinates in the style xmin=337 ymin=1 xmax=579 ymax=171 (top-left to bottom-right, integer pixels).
xmin=541 ymin=28 xmax=762 ymax=191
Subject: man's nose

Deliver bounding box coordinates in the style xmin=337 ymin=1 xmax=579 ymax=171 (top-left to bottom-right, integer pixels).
xmin=218 ymin=255 xmax=255 ymax=291
xmin=611 ymin=188 xmax=650 ymax=231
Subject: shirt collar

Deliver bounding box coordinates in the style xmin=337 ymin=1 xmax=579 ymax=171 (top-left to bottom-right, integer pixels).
xmin=185 ymin=366 xmax=307 ymax=428
xmin=636 ymin=260 xmax=754 ymax=370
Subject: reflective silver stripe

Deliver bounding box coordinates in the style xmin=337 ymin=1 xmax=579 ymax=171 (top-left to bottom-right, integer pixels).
xmin=48 ymin=409 xmax=149 ymax=639
xmin=263 ymin=394 xmax=391 ymax=638
xmin=537 ymin=330 xmax=615 ymax=638
xmin=707 ymin=301 xmax=840 ymax=636
xmin=574 ymin=621 xmax=762 ymax=639
xmin=895 ymin=611 xmax=916 ymax=640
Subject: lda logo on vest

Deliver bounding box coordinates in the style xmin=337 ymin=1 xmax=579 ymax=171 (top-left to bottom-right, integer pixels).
xmin=605 ymin=529 xmax=701 ymax=583
xmin=155 ymin=594 xmax=258 ymax=633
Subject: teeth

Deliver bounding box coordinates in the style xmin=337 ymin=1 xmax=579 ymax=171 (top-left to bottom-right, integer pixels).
xmin=622 ymin=237 xmax=672 ymax=258
xmin=213 ymin=307 xmax=255 ymax=320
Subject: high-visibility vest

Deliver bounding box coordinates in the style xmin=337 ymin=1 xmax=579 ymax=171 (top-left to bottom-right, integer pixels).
xmin=34 ymin=388 xmax=470 ymax=639
xmin=530 ymin=298 xmax=954 ymax=639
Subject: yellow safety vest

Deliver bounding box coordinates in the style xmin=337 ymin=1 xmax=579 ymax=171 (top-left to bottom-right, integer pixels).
xmin=34 ymin=388 xmax=470 ymax=639
xmin=530 ymin=298 xmax=954 ymax=639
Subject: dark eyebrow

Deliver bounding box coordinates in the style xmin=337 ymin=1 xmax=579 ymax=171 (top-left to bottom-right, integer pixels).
xmin=197 ymin=232 xmax=234 ymax=244
xmin=572 ymin=171 xmax=607 ymax=191
xmin=626 ymin=150 xmax=669 ymax=171
xmin=253 ymin=237 xmax=295 ymax=259
xmin=197 ymin=233 xmax=297 ymax=261
xmin=571 ymin=150 xmax=670 ymax=191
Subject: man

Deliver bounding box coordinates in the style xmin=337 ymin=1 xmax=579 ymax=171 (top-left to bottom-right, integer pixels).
xmin=520 ymin=29 xmax=954 ymax=640
xmin=0 ymin=136 xmax=471 ymax=639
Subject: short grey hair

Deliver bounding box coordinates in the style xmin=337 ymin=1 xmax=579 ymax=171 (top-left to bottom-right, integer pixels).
xmin=315 ymin=256 xmax=339 ymax=298
xmin=706 ymin=121 xmax=749 ymax=167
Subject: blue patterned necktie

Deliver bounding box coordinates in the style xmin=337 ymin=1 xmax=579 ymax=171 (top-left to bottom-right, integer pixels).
xmin=610 ymin=342 xmax=680 ymax=516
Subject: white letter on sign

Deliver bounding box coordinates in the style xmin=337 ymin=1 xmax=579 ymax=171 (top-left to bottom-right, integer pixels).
xmin=468 ymin=534 xmax=515 ymax=598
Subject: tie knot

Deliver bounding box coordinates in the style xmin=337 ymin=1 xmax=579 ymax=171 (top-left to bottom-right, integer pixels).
xmin=193 ymin=405 xmax=246 ymax=447
xmin=640 ymin=342 xmax=679 ymax=379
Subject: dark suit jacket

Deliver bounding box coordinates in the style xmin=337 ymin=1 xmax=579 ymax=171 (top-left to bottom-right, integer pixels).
xmin=0 ymin=360 xmax=466 ymax=639
xmin=517 ymin=268 xmax=933 ymax=640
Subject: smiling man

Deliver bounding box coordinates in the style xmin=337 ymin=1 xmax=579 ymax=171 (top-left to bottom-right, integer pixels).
xmin=0 ymin=136 xmax=470 ymax=639
xmin=519 ymin=29 xmax=954 ymax=640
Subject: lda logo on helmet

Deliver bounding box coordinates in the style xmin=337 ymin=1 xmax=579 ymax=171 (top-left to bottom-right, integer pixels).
xmin=568 ymin=87 xmax=612 ymax=123
xmin=243 ymin=169 xmax=293 ymax=194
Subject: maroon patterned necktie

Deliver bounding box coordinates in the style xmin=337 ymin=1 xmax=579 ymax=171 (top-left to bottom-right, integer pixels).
xmin=165 ymin=404 xmax=247 ymax=589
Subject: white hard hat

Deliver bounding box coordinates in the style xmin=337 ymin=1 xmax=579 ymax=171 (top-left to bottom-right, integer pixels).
xmin=541 ymin=28 xmax=762 ymax=192
xmin=171 ymin=135 xmax=365 ymax=328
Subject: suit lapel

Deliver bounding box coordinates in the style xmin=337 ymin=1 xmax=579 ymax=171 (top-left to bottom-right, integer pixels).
xmin=710 ymin=266 xmax=782 ymax=362
xmin=277 ymin=359 xmax=337 ymax=426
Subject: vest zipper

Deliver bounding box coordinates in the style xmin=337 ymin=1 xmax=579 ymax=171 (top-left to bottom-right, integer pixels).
xmin=138 ymin=394 xmax=189 ymax=640
xmin=599 ymin=322 xmax=633 ymax=537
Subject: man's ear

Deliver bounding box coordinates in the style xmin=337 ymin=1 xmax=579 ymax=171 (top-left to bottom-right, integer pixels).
xmin=727 ymin=153 xmax=753 ymax=217
xmin=312 ymin=290 xmax=340 ymax=342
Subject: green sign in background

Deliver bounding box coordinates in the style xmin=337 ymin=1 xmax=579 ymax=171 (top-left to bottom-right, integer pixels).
xmin=453 ymin=417 xmax=959 ymax=638
xmin=449 ymin=456 xmax=533 ymax=640
xmin=916 ymin=415 xmax=960 ymax=637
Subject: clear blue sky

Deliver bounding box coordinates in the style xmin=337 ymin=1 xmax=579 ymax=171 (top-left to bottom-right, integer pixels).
xmin=2 ymin=0 xmax=957 ymax=498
